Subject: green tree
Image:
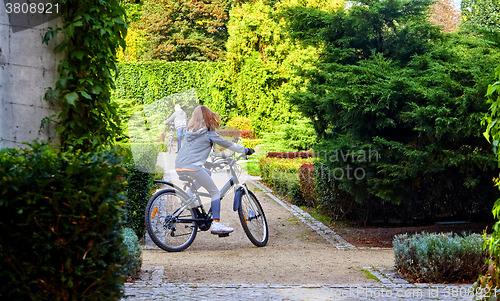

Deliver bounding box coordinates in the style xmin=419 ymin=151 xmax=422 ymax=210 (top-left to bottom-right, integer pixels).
xmin=462 ymin=0 xmax=500 ymax=31
xmin=218 ymin=0 xmax=343 ymax=133
xmin=139 ymin=0 xmax=231 ymax=61
xmin=287 ymin=0 xmax=500 ymax=222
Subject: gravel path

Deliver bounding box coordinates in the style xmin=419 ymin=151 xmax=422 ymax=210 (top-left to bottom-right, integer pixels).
xmin=123 ymin=165 xmax=478 ymax=300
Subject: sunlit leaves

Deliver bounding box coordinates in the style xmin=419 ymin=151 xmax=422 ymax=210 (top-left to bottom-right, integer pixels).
xmin=138 ymin=0 xmax=231 ymax=61
xmin=43 ymin=0 xmax=127 ymax=152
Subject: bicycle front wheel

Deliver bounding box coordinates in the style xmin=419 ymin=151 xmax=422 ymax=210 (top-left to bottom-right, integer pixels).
xmin=168 ymin=138 xmax=175 ymax=153
xmin=238 ymin=189 xmax=268 ymax=247
xmin=145 ymin=189 xmax=197 ymax=252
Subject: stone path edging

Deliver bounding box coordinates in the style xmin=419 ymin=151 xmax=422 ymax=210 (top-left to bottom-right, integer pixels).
xmin=124 ymin=278 xmax=475 ymax=301
xmin=124 ymin=174 xmax=479 ymax=300
xmin=248 ymin=178 xmax=390 ymax=251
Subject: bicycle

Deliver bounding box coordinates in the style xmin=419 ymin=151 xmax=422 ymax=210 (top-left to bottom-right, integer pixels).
xmin=166 ymin=124 xmax=175 ymax=153
xmin=145 ymin=153 xmax=269 ymax=252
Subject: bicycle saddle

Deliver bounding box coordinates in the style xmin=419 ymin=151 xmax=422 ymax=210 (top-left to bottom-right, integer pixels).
xmin=178 ymin=174 xmax=194 ymax=182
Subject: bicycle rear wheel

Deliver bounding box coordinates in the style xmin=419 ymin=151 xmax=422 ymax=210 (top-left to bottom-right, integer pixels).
xmin=238 ymin=189 xmax=268 ymax=247
xmin=145 ymin=189 xmax=197 ymax=252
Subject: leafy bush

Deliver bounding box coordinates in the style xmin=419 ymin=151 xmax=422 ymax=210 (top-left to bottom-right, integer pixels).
xmin=118 ymin=144 xmax=155 ymax=239
xmin=226 ymin=116 xmax=254 ymax=131
xmin=241 ymin=138 xmax=262 ymax=149
xmin=0 ymin=144 xmax=127 ymax=300
xmin=123 ymin=163 xmax=152 ymax=239
xmin=259 ymin=119 xmax=317 ymax=152
xmin=313 ymin=161 xmax=358 ymax=221
xmin=121 ymin=228 xmax=142 ymax=279
xmin=475 ymin=63 xmax=500 ymax=300
xmin=223 ymin=0 xmax=342 ymax=133
xmin=394 ymin=232 xmax=487 ymax=283
xmin=259 ymin=157 xmax=312 ymax=205
xmin=299 ymin=164 xmax=317 ymax=207
xmin=288 ymin=1 xmax=500 ymax=222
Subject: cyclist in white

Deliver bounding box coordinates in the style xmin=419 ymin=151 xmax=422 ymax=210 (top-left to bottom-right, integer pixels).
xmin=175 ymin=105 xmax=254 ymax=234
xmin=164 ymin=104 xmax=188 ymax=152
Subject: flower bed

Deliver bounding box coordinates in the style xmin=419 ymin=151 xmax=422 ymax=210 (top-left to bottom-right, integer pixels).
xmin=267 ymin=151 xmax=314 ymax=159
xmin=216 ymin=129 xmax=256 ymax=139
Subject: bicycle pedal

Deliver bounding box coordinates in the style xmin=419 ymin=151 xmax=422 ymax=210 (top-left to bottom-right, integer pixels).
xmin=217 ymin=233 xmax=230 ymax=238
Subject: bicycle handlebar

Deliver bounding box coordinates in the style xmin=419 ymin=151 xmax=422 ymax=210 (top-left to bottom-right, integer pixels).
xmin=205 ymin=153 xmax=248 ymax=171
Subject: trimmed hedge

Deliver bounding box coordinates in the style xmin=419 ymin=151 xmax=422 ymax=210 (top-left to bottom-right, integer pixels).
xmin=123 ymin=163 xmax=152 ymax=239
xmin=259 ymin=157 xmax=312 ymax=205
xmin=242 ymin=138 xmax=262 ymax=149
xmin=119 ymin=144 xmax=156 ymax=239
xmin=217 ymin=129 xmax=256 ymax=139
xmin=313 ymin=161 xmax=357 ymax=221
xmin=299 ymin=163 xmax=317 ymax=208
xmin=394 ymin=232 xmax=487 ymax=283
xmin=113 ymin=61 xmax=222 ymax=142
xmin=114 ymin=61 xmax=219 ymax=106
xmin=267 ymin=151 xmax=315 ymax=159
xmin=0 ymin=144 xmax=127 ymax=300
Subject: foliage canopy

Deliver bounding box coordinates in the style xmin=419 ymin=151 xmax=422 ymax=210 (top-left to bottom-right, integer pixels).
xmin=43 ymin=0 xmax=127 ymax=152
xmin=286 ymin=0 xmax=500 ymax=221
xmin=138 ymin=0 xmax=231 ymax=61
xmin=462 ymin=0 xmax=500 ymax=31
xmin=219 ymin=0 xmax=343 ymax=133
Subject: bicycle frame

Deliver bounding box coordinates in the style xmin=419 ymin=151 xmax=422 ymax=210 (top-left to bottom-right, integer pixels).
xmin=153 ymin=154 xmax=248 ymax=227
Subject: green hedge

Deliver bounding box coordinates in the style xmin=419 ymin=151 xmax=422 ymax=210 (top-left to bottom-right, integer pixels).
xmin=119 ymin=144 xmax=155 ymax=239
xmin=394 ymin=232 xmax=487 ymax=283
xmin=313 ymin=161 xmax=358 ymax=221
xmin=259 ymin=157 xmax=312 ymax=205
xmin=114 ymin=61 xmax=220 ymax=105
xmin=123 ymin=163 xmax=152 ymax=239
xmin=0 ymin=144 xmax=127 ymax=300
xmin=112 ymin=61 xmax=302 ymax=139
xmin=113 ymin=61 xmax=226 ymax=141
xmin=112 ymin=61 xmax=222 ymax=142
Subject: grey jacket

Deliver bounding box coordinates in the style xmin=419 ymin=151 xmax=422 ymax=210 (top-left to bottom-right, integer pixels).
xmin=175 ymin=128 xmax=246 ymax=170
xmin=165 ymin=110 xmax=188 ymax=129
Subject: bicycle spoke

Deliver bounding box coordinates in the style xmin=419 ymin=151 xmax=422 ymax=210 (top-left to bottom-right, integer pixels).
xmin=145 ymin=190 xmax=198 ymax=252
xmin=238 ymin=190 xmax=268 ymax=247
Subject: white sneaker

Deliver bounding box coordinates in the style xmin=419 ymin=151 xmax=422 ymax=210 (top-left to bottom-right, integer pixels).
xmin=211 ymin=221 xmax=234 ymax=234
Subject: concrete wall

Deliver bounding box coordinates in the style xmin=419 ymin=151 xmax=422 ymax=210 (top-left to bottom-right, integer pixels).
xmin=0 ymin=10 xmax=62 ymax=149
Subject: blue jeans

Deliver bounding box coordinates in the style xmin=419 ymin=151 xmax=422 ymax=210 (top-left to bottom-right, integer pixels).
xmin=176 ymin=127 xmax=185 ymax=152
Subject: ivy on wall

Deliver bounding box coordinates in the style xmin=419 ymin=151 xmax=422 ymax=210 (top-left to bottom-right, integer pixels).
xmin=43 ymin=0 xmax=127 ymax=152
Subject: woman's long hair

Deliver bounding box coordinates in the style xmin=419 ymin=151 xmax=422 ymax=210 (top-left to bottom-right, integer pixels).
xmin=186 ymin=105 xmax=221 ymax=132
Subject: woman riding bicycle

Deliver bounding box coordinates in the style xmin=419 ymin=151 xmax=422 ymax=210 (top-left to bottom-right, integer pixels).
xmin=175 ymin=105 xmax=254 ymax=235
